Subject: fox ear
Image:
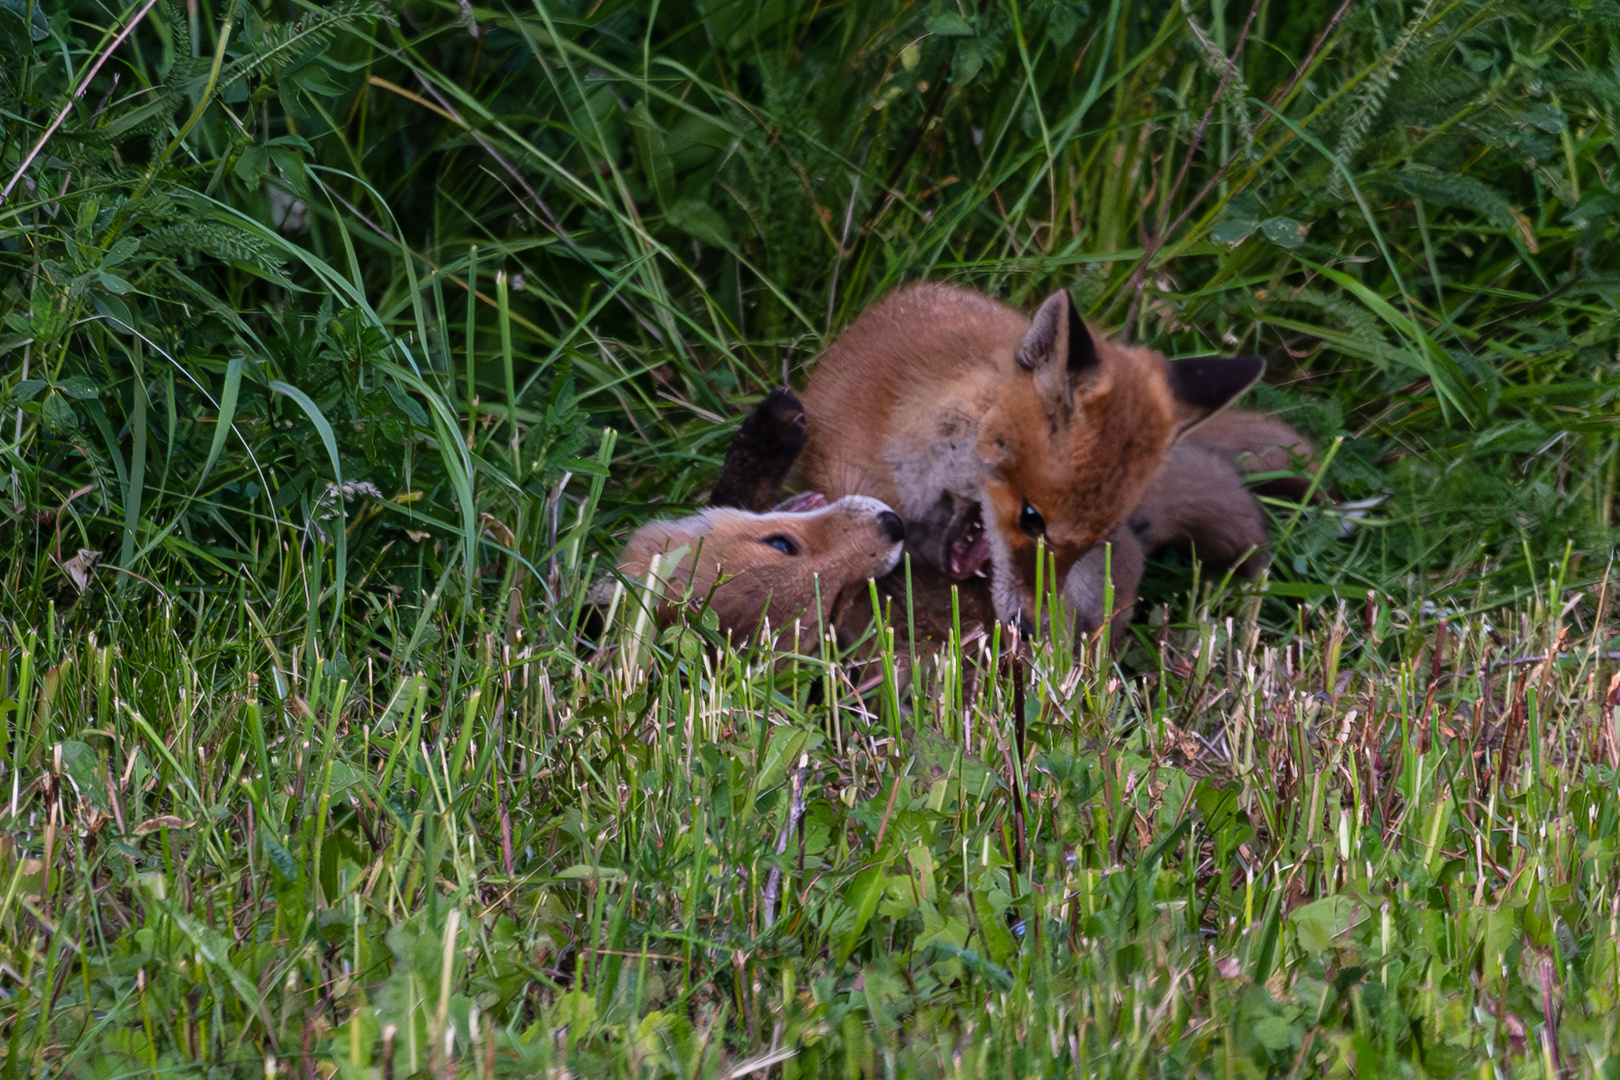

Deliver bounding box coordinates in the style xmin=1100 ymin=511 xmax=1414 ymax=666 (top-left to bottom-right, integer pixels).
xmin=1018 ymin=290 xmax=1099 ymax=410
xmin=618 ymin=518 xmax=708 ymax=582
xmin=1167 ymin=355 xmax=1265 ymax=434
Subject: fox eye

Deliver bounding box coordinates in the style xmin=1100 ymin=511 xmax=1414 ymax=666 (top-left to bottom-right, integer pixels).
xmin=1019 ymin=501 xmax=1046 ymax=538
xmin=761 ymin=534 xmax=800 ymax=556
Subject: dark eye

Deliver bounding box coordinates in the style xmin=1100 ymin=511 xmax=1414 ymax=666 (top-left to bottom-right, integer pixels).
xmin=1019 ymin=501 xmax=1046 ymax=538
xmin=761 ymin=534 xmax=800 ymax=556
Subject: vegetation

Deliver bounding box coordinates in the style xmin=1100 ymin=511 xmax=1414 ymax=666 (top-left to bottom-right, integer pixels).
xmin=2 ymin=0 xmax=1619 ymax=1074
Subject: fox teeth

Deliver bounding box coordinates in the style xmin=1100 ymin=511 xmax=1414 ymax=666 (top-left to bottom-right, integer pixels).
xmin=974 ymin=568 xmax=988 ymax=578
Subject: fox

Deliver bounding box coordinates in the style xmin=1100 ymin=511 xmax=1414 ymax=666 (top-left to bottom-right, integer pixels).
xmin=713 ymin=387 xmax=1314 ymax=650
xmin=603 ymin=391 xmax=906 ymax=645
xmin=795 ymin=282 xmax=1265 ymax=630
xmin=1065 ymin=407 xmax=1317 ymax=639
xmin=608 ymin=497 xmax=905 ymax=645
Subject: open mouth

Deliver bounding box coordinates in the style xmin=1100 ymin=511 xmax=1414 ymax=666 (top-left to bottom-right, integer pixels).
xmin=946 ymin=504 xmax=992 ymax=580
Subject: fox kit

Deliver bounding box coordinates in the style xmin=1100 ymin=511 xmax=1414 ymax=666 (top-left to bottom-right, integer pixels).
xmin=797 ymin=283 xmax=1263 ymax=628
xmin=607 ymin=394 xmax=905 ymax=644
xmin=612 ymin=497 xmax=905 ymax=644
xmin=719 ymin=388 xmax=1314 ymax=649
xmin=1127 ymin=407 xmax=1315 ymax=574
xmin=1067 ymin=408 xmax=1316 ymax=638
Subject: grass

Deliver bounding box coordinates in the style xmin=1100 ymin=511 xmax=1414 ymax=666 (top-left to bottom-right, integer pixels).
xmin=3 ymin=0 xmax=1620 ymax=1074
xmin=7 ymin=563 xmax=1620 ymax=1076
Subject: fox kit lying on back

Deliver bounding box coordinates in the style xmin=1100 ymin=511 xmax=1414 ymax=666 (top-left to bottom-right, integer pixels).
xmin=612 ymin=498 xmax=904 ymax=644
xmin=797 ymin=283 xmax=1263 ymax=628
xmin=606 ymin=390 xmax=906 ymax=645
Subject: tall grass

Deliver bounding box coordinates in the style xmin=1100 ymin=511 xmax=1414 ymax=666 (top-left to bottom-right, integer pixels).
xmin=3 ymin=0 xmax=1620 ymax=1074
xmin=5 ymin=558 xmax=1620 ymax=1075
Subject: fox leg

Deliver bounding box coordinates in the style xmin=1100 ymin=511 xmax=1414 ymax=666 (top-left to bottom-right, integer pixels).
xmin=1133 ymin=409 xmax=1318 ymax=575
xmin=709 ymin=387 xmax=810 ymax=512
xmin=1060 ymin=452 xmax=1253 ymax=654
xmin=1183 ymin=408 xmax=1317 ymax=500
xmin=1062 ymin=523 xmax=1144 ymax=644
xmin=1062 ymin=411 xmax=1314 ymax=648
xmin=1130 ymin=442 xmax=1272 ymax=577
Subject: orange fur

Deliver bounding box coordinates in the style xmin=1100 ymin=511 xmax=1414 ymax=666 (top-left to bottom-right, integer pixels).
xmin=1063 ymin=409 xmax=1317 ymax=639
xmin=612 ymin=496 xmax=905 ymax=644
xmin=798 ymin=282 xmax=1260 ymax=626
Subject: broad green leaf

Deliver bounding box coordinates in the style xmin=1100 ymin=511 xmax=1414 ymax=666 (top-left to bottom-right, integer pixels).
xmin=1260 ymin=216 xmax=1306 ymax=249
xmin=666 ymin=199 xmax=732 ymax=248
xmin=235 ymin=144 xmax=271 ymax=187
xmin=750 ymin=725 xmax=811 ymax=802
xmin=1252 ymin=1016 xmax=1296 ymax=1051
xmin=1212 ymin=214 xmax=1258 ymax=246
xmin=971 ymin=882 xmax=1017 ymax=965
xmin=837 ymin=866 xmax=887 ymax=967
xmin=925 ymin=11 xmax=974 ymax=35
xmin=57 ymin=375 xmax=99 ymax=399
xmin=0 ymin=0 xmax=47 ymax=40
xmin=263 ymin=835 xmax=299 ymax=881
xmin=1289 ymin=894 xmax=1367 ymax=955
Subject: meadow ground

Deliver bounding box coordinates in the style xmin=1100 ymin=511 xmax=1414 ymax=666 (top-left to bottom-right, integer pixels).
xmin=3 ymin=0 xmax=1620 ymax=1075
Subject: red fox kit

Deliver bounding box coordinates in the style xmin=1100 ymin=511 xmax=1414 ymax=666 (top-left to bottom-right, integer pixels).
xmin=711 ymin=388 xmax=1314 ymax=651
xmin=797 ymin=283 xmax=1263 ymax=628
xmin=610 ymin=496 xmax=905 ymax=644
xmin=606 ymin=399 xmax=906 ymax=647
xmin=1067 ymin=407 xmax=1317 ymax=638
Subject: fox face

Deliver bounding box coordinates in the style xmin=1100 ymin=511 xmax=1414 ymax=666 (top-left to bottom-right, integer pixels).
xmin=799 ymin=283 xmax=1262 ymax=627
xmin=614 ymin=495 xmax=906 ymax=642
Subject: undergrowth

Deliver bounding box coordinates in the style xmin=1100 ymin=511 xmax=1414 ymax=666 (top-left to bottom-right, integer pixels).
xmin=2 ymin=0 xmax=1617 ymax=615
xmin=6 ymin=565 xmax=1620 ymax=1076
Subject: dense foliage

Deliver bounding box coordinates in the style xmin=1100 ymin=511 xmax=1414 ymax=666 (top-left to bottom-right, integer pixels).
xmin=3 ymin=0 xmax=1620 ymax=1076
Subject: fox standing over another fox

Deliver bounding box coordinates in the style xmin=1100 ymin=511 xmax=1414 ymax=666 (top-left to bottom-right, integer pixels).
xmin=796 ymin=282 xmax=1266 ymax=629
xmin=604 ymin=283 xmax=1314 ymax=653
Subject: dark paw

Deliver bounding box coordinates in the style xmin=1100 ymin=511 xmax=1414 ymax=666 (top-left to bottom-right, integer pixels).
xmin=711 ymin=387 xmax=810 ymax=512
xmin=744 ymin=387 xmax=808 ymax=456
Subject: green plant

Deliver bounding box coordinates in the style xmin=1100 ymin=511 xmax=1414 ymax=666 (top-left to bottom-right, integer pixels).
xmin=3 ymin=552 xmax=1620 ymax=1076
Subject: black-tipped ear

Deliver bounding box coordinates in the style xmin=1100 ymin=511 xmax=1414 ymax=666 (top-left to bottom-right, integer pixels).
xmin=1065 ymin=296 xmax=1098 ymax=377
xmin=1018 ymin=290 xmax=1097 ymax=409
xmin=1167 ymin=354 xmax=1265 ymax=433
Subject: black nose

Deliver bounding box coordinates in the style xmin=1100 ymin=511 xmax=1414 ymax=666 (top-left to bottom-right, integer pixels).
xmin=877 ymin=511 xmax=906 ymax=543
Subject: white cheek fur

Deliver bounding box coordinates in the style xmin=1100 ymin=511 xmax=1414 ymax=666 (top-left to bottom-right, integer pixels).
xmin=877 ymin=542 xmax=904 ymax=577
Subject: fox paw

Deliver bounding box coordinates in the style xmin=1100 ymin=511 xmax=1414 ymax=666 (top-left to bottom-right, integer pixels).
xmin=710 ymin=387 xmax=809 ymax=511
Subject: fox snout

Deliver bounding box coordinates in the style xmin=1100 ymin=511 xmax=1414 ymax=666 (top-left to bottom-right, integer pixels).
xmin=824 ymin=495 xmax=907 ymax=579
